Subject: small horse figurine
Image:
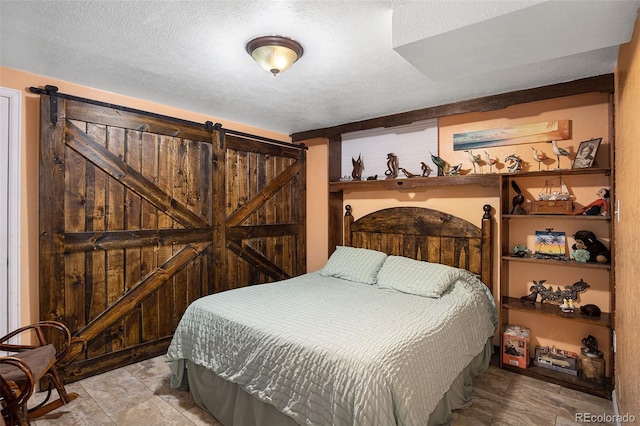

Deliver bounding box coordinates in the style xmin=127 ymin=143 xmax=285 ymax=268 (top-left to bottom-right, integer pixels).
xmin=505 ymin=154 xmax=524 ymax=173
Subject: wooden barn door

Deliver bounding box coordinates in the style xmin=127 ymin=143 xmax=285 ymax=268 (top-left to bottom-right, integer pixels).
xmin=37 ymin=89 xmax=306 ymax=381
xmin=223 ymin=134 xmax=306 ymax=288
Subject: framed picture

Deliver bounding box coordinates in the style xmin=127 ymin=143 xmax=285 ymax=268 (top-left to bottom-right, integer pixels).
xmin=572 ymin=138 xmax=601 ymax=169
xmin=535 ymin=230 xmax=566 ymax=258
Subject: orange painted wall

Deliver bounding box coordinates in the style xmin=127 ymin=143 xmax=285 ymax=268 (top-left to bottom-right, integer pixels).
xmin=303 ymin=92 xmax=611 ymax=353
xmin=0 ymin=66 xmax=289 ymax=327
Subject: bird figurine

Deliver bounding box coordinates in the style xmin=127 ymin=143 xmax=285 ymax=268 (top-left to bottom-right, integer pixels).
xmin=399 ymin=167 xmax=419 ymax=178
xmin=448 ymin=163 xmax=463 ymax=175
xmin=420 ymin=162 xmax=432 ymax=177
xmin=483 ymin=151 xmax=499 ymax=173
xmin=511 ymin=181 xmax=526 ymax=214
xmin=430 ymin=152 xmax=446 ymax=176
xmin=464 ymin=150 xmax=483 ymax=173
xmin=531 ymin=147 xmax=547 ymax=171
xmin=520 ymin=286 xmax=538 ymax=304
xmin=550 ymin=140 xmax=571 ymax=169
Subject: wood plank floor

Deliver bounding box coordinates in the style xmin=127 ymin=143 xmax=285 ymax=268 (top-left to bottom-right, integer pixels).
xmin=29 ymin=356 xmax=615 ymax=425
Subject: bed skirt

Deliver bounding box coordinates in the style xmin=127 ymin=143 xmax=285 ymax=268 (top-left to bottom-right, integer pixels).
xmin=170 ymin=338 xmax=492 ymax=426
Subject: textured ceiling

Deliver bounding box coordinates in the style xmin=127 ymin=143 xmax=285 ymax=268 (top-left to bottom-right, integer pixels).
xmin=1 ymin=1 xmax=638 ymax=136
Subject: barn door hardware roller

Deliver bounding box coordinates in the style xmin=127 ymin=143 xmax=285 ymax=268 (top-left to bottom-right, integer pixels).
xmin=29 ymin=85 xmax=60 ymax=125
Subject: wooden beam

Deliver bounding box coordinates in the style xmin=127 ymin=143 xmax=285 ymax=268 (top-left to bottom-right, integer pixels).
xmin=291 ymin=74 xmax=614 ymax=141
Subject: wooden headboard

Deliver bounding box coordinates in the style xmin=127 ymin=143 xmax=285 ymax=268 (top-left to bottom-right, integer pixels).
xmin=343 ymin=205 xmax=493 ymax=291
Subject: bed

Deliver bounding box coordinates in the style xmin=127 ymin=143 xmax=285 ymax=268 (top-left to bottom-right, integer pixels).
xmin=167 ymin=205 xmax=496 ymax=426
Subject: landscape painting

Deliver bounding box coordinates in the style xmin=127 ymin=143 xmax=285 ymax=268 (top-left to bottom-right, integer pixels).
xmin=453 ymin=120 xmax=571 ymax=151
xmin=535 ymin=230 xmax=566 ymax=257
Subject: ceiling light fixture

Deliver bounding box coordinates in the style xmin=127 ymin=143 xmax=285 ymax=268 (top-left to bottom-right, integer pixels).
xmin=246 ymin=35 xmax=304 ymax=76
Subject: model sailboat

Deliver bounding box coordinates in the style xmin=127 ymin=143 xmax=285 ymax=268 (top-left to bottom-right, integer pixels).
xmin=538 ymin=177 xmax=571 ymax=201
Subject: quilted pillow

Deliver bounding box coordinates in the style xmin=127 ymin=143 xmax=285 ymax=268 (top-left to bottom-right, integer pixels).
xmin=376 ymin=255 xmax=471 ymax=298
xmin=319 ymin=246 xmax=388 ymax=284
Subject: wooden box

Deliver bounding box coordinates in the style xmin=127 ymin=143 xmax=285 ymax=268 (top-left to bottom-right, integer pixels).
xmin=530 ymin=200 xmax=573 ymax=214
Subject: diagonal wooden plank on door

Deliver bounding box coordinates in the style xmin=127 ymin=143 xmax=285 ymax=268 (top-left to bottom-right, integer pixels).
xmin=226 ymin=159 xmax=302 ymax=227
xmin=66 ymin=241 xmax=212 ymax=362
xmin=64 ymin=121 xmax=209 ymax=229
xmin=226 ymin=240 xmax=289 ymax=281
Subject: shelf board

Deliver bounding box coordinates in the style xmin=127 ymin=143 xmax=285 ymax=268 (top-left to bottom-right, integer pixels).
xmin=502 ymin=296 xmax=611 ymax=327
xmin=503 ymin=214 xmax=610 ymax=221
xmin=501 ymin=255 xmax=611 ymax=270
xmin=500 ymin=167 xmax=611 ymax=178
xmin=501 ymin=363 xmax=612 ymax=399
xmin=329 ymin=174 xmax=500 ymax=192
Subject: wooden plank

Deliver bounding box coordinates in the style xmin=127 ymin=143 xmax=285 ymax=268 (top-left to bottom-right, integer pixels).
xmin=226 ymin=134 xmax=301 ymax=159
xmin=105 ymin=126 xmax=126 ymax=353
xmin=64 ymin=228 xmax=213 ymax=252
xmin=64 ymin=129 xmax=87 ymax=333
xmin=140 ymin=132 xmax=159 ymax=343
xmin=186 ymin=139 xmax=203 ymax=304
xmin=172 ymin=138 xmax=189 ymax=327
xmin=85 ymin=123 xmax=108 ymax=358
xmin=156 ymin=135 xmax=174 ymax=337
xmin=65 ymin=99 xmax=211 ymax=141
xmin=39 ymin=96 xmax=67 ymax=328
xmin=226 ymin=224 xmax=303 ymax=240
xmin=124 ymin=129 xmax=142 ymax=349
xmin=227 ymin=241 xmax=289 ymax=281
xmin=65 ymin=122 xmax=209 ymax=229
xmin=211 ymin=131 xmax=227 ymax=294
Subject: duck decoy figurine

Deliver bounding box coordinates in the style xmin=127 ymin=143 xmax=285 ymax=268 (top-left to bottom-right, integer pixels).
xmin=420 ymin=162 xmax=432 ymax=177
xmin=447 ymin=163 xmax=463 ymax=175
xmin=484 ymin=151 xmax=499 ymax=173
xmin=532 ymin=147 xmax=547 ymax=171
xmin=550 ymin=140 xmax=571 ymax=169
xmin=464 ymin=150 xmax=483 ymax=174
xmin=430 ymin=152 xmax=446 ymax=176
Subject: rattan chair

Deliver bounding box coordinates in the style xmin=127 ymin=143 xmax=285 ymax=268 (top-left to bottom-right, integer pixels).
xmin=0 ymin=321 xmax=79 ymax=425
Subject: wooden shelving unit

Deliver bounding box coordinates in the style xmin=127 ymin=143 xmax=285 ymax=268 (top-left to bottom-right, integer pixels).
xmin=499 ymin=167 xmax=615 ymax=399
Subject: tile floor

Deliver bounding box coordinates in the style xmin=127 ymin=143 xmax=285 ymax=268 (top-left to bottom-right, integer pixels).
xmin=29 ymin=356 xmax=615 ymax=425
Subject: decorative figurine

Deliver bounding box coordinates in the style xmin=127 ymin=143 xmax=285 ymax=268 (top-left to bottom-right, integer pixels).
xmin=531 ymin=147 xmax=547 ymax=171
xmin=573 ymin=188 xmax=609 ymax=216
xmin=505 ymin=154 xmax=524 ymax=173
xmin=384 ymin=153 xmax=399 ymax=179
xmin=511 ymin=181 xmax=526 ymax=215
xmin=571 ymin=230 xmax=610 ymax=263
xmin=550 ymin=140 xmax=571 ymax=169
xmin=571 ymin=248 xmax=591 ymax=263
xmin=447 ymin=163 xmax=463 ymax=176
xmin=420 ymin=162 xmax=432 ymax=177
xmin=399 ymin=167 xmax=419 ymax=178
xmin=580 ymin=304 xmax=602 ymax=317
xmin=483 ymin=151 xmax=499 ymax=173
xmin=366 ymin=175 xmax=378 ymax=180
xmin=582 ymin=335 xmax=599 ymax=354
xmin=351 ymin=154 xmax=363 ymax=181
xmin=531 ymin=279 xmax=590 ymax=304
xmin=520 ymin=286 xmax=538 ymax=304
xmin=464 ymin=150 xmax=483 ymax=173
xmin=511 ymin=244 xmax=530 ymax=257
xmin=430 ymin=152 xmax=446 ymax=176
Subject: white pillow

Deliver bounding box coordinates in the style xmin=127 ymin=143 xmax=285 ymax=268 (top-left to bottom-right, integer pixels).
xmin=319 ymin=246 xmax=388 ymax=284
xmin=376 ymin=255 xmax=471 ymax=298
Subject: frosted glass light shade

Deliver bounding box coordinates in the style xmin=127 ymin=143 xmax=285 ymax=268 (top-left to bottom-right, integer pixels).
xmin=246 ymin=36 xmax=304 ymax=76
